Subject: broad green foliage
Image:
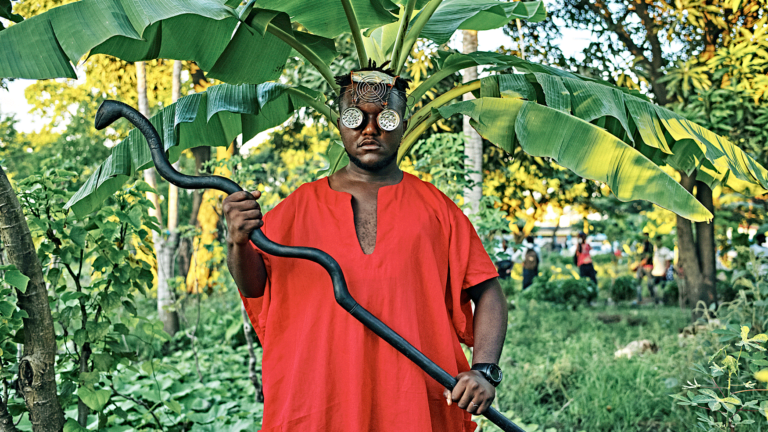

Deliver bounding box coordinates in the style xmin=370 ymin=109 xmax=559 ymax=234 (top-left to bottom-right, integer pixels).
xmin=3 ymin=0 xmax=765 ymax=223
xmin=9 ymin=165 xmax=168 ymax=427
xmin=64 ymin=83 xmax=324 ymax=217
xmin=0 ymin=0 xmax=338 ymax=85
xmin=415 ymin=0 xmax=545 ymax=44
xmin=673 ymin=324 xmax=768 ymax=430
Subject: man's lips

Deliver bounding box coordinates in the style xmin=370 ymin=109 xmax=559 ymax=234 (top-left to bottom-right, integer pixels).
xmin=358 ymin=140 xmax=381 ymax=149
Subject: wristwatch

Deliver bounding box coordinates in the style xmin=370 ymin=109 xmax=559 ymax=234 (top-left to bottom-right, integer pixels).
xmin=471 ymin=363 xmax=503 ymax=387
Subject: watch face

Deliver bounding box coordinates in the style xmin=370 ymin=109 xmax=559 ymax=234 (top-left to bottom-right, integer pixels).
xmin=489 ymin=366 xmax=502 ymax=382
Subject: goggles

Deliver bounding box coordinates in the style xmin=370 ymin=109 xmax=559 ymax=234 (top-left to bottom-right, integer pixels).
xmin=340 ymin=70 xmax=405 ymax=132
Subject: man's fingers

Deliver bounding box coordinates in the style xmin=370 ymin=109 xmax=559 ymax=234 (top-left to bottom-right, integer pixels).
xmin=239 ymin=209 xmax=263 ymax=221
xmin=443 ymin=389 xmax=451 ymax=406
xmin=455 ymin=387 xmax=474 ymax=410
xmin=225 ymin=191 xmax=255 ymax=202
xmin=251 ymin=190 xmax=261 ymax=199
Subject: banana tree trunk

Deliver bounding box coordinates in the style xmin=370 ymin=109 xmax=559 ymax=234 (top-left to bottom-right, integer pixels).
xmin=462 ymin=30 xmax=482 ymax=214
xmin=0 ymin=167 xmax=65 ymax=432
xmin=676 ymin=171 xmax=717 ymax=318
xmin=695 ymin=181 xmax=717 ymax=309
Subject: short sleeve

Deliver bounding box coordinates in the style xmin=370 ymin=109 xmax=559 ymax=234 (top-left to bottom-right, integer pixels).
xmin=444 ymin=198 xmax=499 ymax=347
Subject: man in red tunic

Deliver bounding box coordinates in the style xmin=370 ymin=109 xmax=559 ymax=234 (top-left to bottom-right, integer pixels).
xmin=224 ymin=64 xmax=508 ymax=432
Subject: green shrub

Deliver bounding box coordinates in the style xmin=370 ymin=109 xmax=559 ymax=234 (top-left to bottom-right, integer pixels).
xmin=662 ymin=279 xmax=679 ymax=305
xmin=521 ymin=270 xmax=597 ymax=308
xmin=609 ymin=276 xmax=637 ymax=302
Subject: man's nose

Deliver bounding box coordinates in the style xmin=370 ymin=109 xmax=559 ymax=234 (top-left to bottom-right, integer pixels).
xmin=361 ymin=114 xmax=380 ymax=136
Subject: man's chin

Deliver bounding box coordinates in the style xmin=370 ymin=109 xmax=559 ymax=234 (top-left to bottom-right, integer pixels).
xmin=347 ymin=151 xmax=398 ymax=173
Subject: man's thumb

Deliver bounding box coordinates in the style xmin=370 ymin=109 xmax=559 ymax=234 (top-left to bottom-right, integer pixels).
xmin=443 ymin=389 xmax=451 ymax=405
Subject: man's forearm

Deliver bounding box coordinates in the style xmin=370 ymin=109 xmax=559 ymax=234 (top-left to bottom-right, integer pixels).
xmin=227 ymin=242 xmax=268 ymax=298
xmin=469 ymin=278 xmax=508 ymax=365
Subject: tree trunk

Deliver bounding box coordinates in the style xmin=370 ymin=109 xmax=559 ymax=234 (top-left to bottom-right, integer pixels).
xmin=0 ymin=167 xmax=65 ymax=432
xmin=462 ymin=30 xmax=482 ymax=214
xmin=178 ymin=146 xmax=210 ymax=278
xmin=137 ymin=61 xmax=180 ymax=336
xmin=695 ymin=181 xmax=717 ymax=309
xmin=241 ymin=304 xmax=264 ymax=402
xmin=0 ymin=397 xmax=19 ymax=432
xmin=676 ymin=171 xmax=717 ymax=317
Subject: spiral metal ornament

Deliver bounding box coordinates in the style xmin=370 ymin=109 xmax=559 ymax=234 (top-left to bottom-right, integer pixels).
xmin=378 ymin=109 xmax=400 ymax=131
xmin=352 ymin=71 xmax=394 ymax=105
xmin=341 ymin=107 xmax=364 ymax=129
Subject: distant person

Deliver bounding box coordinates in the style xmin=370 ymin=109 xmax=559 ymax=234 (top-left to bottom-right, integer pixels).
xmin=636 ymin=234 xmax=654 ymax=302
xmin=495 ymin=238 xmax=513 ymax=279
xmin=650 ymin=238 xmax=672 ymax=304
xmin=575 ymin=232 xmax=597 ymax=284
xmin=522 ymin=236 xmax=539 ymax=289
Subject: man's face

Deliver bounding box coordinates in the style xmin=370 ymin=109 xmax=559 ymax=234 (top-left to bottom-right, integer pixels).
xmin=337 ymin=83 xmax=407 ymax=172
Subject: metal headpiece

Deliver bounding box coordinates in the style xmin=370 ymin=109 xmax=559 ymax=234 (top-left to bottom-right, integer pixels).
xmin=340 ymin=70 xmax=407 ymax=132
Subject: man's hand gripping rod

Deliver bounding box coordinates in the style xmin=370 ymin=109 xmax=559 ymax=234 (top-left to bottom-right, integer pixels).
xmin=95 ymin=100 xmax=523 ymax=432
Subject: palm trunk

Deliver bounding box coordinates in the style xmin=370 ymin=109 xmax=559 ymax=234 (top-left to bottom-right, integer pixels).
xmin=462 ymin=30 xmax=482 ymax=214
xmin=0 ymin=167 xmax=65 ymax=432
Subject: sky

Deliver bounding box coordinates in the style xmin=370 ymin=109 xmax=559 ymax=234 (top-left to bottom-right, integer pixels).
xmin=0 ymin=18 xmax=592 ymax=135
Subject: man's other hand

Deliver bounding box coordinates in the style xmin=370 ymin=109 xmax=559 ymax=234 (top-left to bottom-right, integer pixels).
xmin=223 ymin=191 xmax=263 ymax=246
xmin=443 ymin=370 xmax=495 ymax=415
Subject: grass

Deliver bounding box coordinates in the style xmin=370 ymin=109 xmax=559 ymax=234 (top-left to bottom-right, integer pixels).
xmin=487 ymin=302 xmax=701 ymax=432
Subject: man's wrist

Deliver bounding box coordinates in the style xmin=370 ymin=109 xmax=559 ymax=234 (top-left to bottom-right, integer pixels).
xmin=471 ymin=363 xmax=503 ymax=387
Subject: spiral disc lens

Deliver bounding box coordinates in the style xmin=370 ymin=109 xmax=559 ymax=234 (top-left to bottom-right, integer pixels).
xmin=378 ymin=109 xmax=400 ymax=131
xmin=341 ymin=107 xmax=363 ymax=129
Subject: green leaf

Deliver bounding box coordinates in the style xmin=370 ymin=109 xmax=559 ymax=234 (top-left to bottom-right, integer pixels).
xmin=417 ymin=0 xmax=545 ymax=44
xmin=74 ymin=329 xmax=88 ymax=347
xmin=92 ymin=353 xmax=114 ymax=372
xmin=86 ymin=321 xmax=111 ymax=342
xmin=317 ymin=141 xmax=350 ymax=177
xmin=69 ymin=226 xmax=87 ymax=249
xmin=437 ymin=98 xmax=713 ymax=222
xmin=78 ymin=386 xmax=111 ymax=411
xmin=164 ymin=399 xmax=182 ymax=414
xmin=66 ymin=83 xmax=324 ymax=216
xmin=0 ymin=0 xmax=22 ymax=24
xmin=63 ymin=419 xmax=88 ymax=432
xmin=0 ymin=301 xmax=15 ymax=317
xmin=254 ymin=0 xmax=398 ymax=38
xmin=0 ymin=1 xmax=336 ymax=85
xmin=4 ymin=270 xmax=29 ymax=292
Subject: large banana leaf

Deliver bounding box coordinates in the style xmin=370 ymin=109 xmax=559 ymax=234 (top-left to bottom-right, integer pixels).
xmin=436 ymin=98 xmax=712 ymax=221
xmin=0 ymin=1 xmax=337 ymax=84
xmin=416 ymin=0 xmax=545 ymax=44
xmin=65 ymin=83 xmax=325 ymax=217
xmin=254 ymin=0 xmax=399 ymax=38
xmin=478 ymin=72 xmax=768 ymax=197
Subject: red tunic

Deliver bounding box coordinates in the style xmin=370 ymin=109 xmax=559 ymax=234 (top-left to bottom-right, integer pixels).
xmin=240 ymin=173 xmax=498 ymax=432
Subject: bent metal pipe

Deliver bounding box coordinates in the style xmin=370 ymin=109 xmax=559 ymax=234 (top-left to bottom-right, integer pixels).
xmin=94 ymin=100 xmax=524 ymax=432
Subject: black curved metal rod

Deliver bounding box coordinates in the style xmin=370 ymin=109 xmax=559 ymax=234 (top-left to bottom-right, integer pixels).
xmin=95 ymin=100 xmax=523 ymax=432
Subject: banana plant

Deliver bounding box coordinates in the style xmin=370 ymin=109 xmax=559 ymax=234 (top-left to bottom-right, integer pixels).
xmin=1 ymin=0 xmax=766 ymax=221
